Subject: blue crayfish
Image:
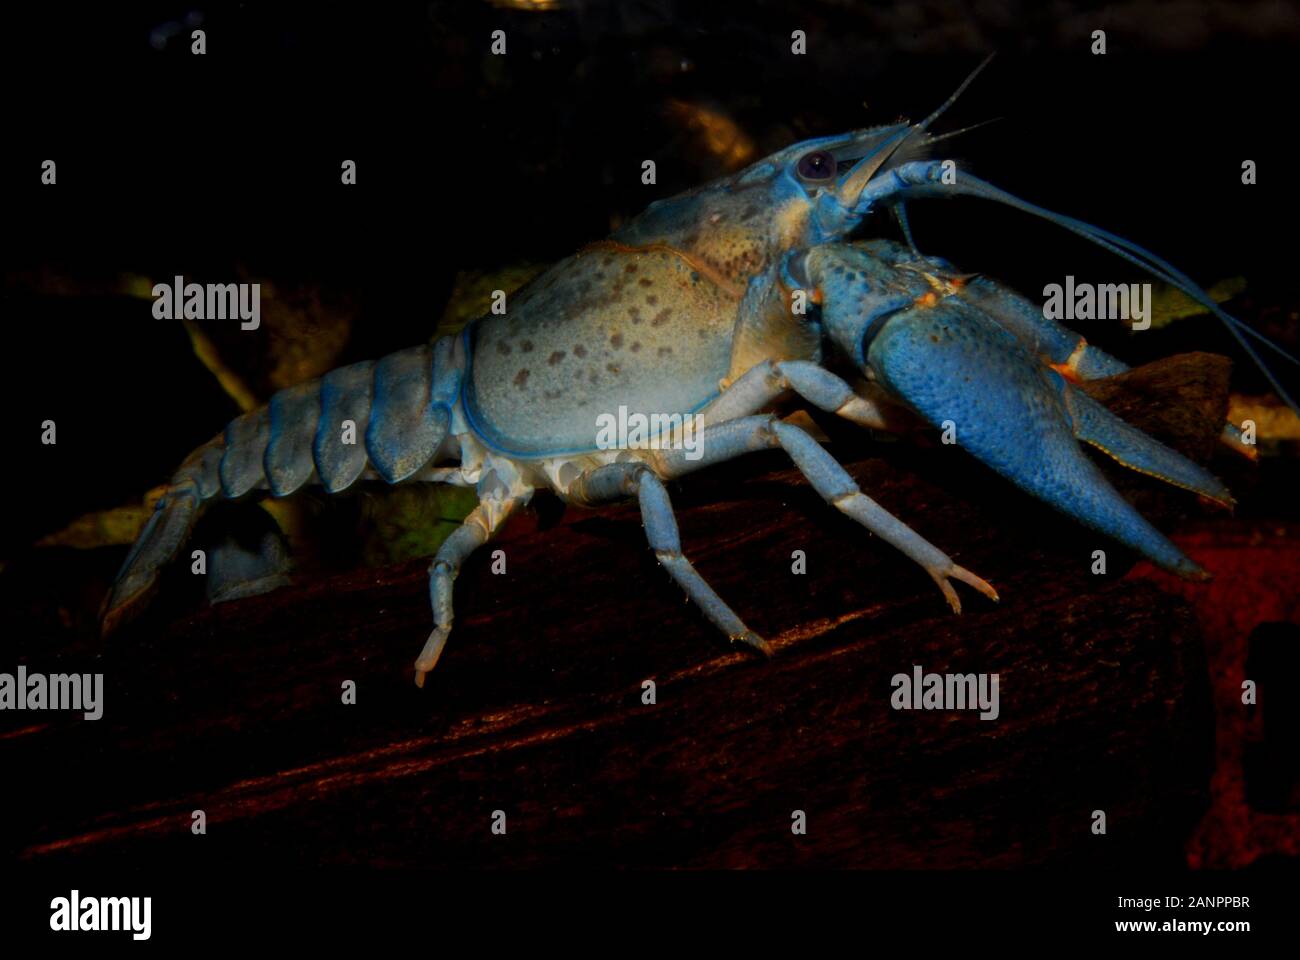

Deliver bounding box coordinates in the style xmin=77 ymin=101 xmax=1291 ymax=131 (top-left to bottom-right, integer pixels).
xmin=103 ymin=58 xmax=1292 ymax=686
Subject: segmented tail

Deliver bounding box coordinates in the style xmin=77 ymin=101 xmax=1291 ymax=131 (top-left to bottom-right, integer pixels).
xmin=101 ymin=337 xmax=462 ymax=634
xmin=99 ymin=442 xmax=217 ymax=635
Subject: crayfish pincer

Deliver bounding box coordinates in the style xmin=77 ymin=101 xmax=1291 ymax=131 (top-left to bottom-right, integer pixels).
xmin=103 ymin=58 xmax=1285 ymax=687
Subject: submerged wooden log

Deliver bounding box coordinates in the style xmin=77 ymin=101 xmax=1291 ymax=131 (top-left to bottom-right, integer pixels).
xmin=2 ymin=354 xmax=1232 ymax=868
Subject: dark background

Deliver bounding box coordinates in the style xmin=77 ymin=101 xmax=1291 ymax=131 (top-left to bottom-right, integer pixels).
xmin=2 ymin=0 xmax=1297 ymax=564
xmin=0 ymin=1 xmax=1297 ymax=887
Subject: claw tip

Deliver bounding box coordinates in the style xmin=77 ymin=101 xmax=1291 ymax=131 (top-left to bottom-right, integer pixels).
xmin=734 ymin=632 xmax=773 ymax=657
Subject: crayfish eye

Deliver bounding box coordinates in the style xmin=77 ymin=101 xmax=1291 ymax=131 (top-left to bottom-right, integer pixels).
xmin=796 ymin=150 xmax=837 ymax=182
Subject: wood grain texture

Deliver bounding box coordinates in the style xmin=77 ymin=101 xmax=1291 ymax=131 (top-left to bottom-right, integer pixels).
xmin=3 ymin=355 xmax=1233 ymax=869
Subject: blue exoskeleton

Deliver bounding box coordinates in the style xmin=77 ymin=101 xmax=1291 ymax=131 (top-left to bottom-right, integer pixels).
xmin=103 ymin=58 xmax=1293 ymax=686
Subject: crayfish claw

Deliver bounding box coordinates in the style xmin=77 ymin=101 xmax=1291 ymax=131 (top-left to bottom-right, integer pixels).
xmin=929 ymin=564 xmax=999 ymax=615
xmin=951 ymin=565 xmax=1000 ymax=604
xmin=931 ymin=574 xmax=963 ymax=615
xmin=733 ymin=631 xmax=773 ymax=658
